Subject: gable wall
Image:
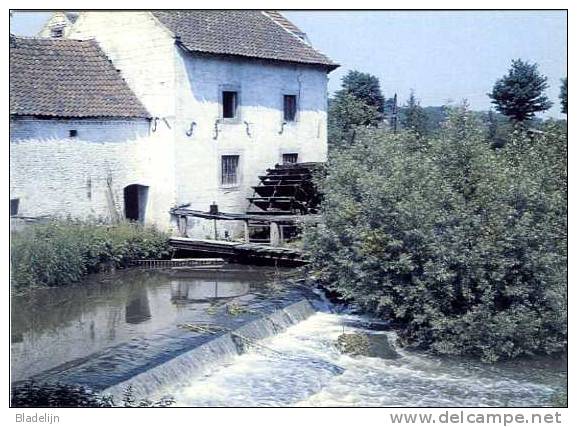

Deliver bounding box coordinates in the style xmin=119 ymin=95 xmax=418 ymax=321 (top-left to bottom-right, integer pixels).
xmin=69 ymin=12 xmax=177 ymax=118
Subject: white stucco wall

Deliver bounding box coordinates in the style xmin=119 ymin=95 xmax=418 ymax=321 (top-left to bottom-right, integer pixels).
xmin=69 ymin=12 xmax=177 ymax=119
xmin=10 ymin=118 xmax=176 ymax=231
xmin=173 ymin=50 xmax=329 ymax=238
xmin=13 ymin=11 xmax=330 ymax=238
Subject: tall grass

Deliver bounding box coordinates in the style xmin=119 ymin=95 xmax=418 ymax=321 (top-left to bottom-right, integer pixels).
xmin=10 ymin=220 xmax=171 ymax=291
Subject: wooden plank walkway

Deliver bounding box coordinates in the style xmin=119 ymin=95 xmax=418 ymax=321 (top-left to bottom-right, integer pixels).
xmin=132 ymin=258 xmax=225 ymax=268
xmin=168 ymin=237 xmax=307 ymax=265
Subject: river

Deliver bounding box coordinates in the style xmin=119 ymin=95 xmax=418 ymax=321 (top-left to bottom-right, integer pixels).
xmin=11 ymin=266 xmax=566 ymax=407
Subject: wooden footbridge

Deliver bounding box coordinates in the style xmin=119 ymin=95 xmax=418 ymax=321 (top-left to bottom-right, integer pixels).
xmin=168 ymin=162 xmax=323 ymax=266
xmin=168 ymin=237 xmax=308 ymax=265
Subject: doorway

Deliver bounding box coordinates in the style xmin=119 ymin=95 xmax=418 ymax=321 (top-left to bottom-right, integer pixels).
xmin=124 ymin=184 xmax=149 ymax=222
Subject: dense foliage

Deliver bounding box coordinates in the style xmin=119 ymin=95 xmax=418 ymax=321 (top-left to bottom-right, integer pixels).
xmin=11 ymin=220 xmax=170 ymax=291
xmin=489 ymin=59 xmax=552 ymax=122
xmin=305 ymin=107 xmax=567 ymax=362
xmin=339 ymin=70 xmax=386 ymax=114
xmin=560 ymin=77 xmax=567 ymax=115
xmin=401 ymin=90 xmax=429 ymax=136
xmin=11 ymin=382 xmax=174 ymax=407
xmin=328 ymin=70 xmax=386 ymax=146
xmin=328 ymin=92 xmax=381 ymax=145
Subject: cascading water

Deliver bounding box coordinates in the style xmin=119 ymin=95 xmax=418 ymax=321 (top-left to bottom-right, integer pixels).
xmin=12 ymin=266 xmax=566 ymax=407
xmin=103 ymin=300 xmax=317 ymax=399
xmin=150 ymin=312 xmax=565 ymax=407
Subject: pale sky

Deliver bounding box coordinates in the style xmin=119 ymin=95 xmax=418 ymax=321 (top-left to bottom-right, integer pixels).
xmin=10 ymin=10 xmax=568 ymax=117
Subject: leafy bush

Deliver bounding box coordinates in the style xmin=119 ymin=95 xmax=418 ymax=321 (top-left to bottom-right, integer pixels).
xmin=11 ymin=220 xmax=170 ymax=291
xmin=304 ymin=107 xmax=567 ymax=362
xmin=11 ymin=382 xmax=174 ymax=408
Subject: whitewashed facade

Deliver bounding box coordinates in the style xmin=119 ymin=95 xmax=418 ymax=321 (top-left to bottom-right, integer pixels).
xmin=10 ymin=11 xmax=336 ymax=237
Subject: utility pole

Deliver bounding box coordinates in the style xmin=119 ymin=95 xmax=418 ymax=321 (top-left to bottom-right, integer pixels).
xmin=390 ymin=93 xmax=398 ymax=134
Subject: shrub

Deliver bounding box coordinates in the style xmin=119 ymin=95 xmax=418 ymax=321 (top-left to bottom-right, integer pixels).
xmin=11 ymin=382 xmax=174 ymax=408
xmin=11 ymin=220 xmax=171 ymax=291
xmin=304 ymin=107 xmax=567 ymax=362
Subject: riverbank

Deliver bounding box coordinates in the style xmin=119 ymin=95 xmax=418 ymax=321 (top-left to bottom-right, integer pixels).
xmin=10 ymin=265 xmax=566 ymax=407
xmin=10 ymin=220 xmax=170 ymax=292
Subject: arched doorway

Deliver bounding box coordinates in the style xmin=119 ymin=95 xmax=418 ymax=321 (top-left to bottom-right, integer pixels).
xmin=124 ymin=184 xmax=149 ymax=222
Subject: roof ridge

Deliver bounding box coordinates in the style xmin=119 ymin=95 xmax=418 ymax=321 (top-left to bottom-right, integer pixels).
xmin=262 ymin=11 xmax=307 ymax=40
xmin=261 ymin=11 xmax=338 ymax=69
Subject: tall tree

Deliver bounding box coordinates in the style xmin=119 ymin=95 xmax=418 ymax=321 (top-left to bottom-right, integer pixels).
xmin=328 ymin=92 xmax=380 ymax=146
xmin=339 ymin=70 xmax=385 ymax=114
xmin=560 ymin=77 xmax=567 ymax=115
xmin=401 ymin=90 xmax=428 ymax=136
xmin=488 ymin=59 xmax=552 ymax=122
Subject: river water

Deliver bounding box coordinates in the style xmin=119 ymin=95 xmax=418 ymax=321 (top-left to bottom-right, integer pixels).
xmin=155 ymin=311 xmax=566 ymax=407
xmin=11 ymin=266 xmax=566 ymax=407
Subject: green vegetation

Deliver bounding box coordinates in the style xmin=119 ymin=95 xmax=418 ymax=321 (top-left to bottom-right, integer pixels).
xmin=339 ymin=70 xmax=386 ymax=114
xmin=401 ymin=90 xmax=429 ymax=137
xmin=328 ymin=70 xmax=387 ymax=146
xmin=305 ymin=105 xmax=567 ymax=362
xmin=11 ymin=220 xmax=170 ymax=291
xmin=489 ymin=59 xmax=552 ymax=122
xmin=560 ymin=77 xmax=567 ymax=115
xmin=11 ymin=382 xmax=174 ymax=407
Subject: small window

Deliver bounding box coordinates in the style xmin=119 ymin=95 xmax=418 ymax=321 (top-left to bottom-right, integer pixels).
xmin=69 ymin=130 xmax=78 ymax=138
xmin=283 ymin=95 xmax=297 ymax=122
xmin=10 ymin=199 xmax=20 ymax=217
xmin=51 ymin=27 xmax=64 ymax=38
xmin=221 ymin=155 xmax=240 ymax=186
xmin=222 ymin=91 xmax=238 ymax=119
xmin=282 ymin=153 xmax=299 ymax=165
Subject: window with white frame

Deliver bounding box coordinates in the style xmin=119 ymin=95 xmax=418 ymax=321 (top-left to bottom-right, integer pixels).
xmin=221 ymin=155 xmax=240 ymax=186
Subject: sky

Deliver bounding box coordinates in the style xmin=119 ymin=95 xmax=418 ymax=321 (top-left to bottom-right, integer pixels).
xmin=9 ymin=10 xmax=568 ymax=117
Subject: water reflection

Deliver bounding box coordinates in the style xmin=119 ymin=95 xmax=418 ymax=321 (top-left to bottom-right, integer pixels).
xmin=125 ymin=288 xmax=152 ymax=324
xmin=171 ymin=280 xmax=250 ymax=303
xmin=10 ymin=266 xmax=276 ymax=382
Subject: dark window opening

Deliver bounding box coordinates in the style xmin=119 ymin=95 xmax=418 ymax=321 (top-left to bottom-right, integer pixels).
xmin=10 ymin=199 xmax=20 ymax=217
xmin=221 ymin=155 xmax=240 ymax=186
xmin=51 ymin=27 xmax=64 ymax=38
xmin=69 ymin=129 xmax=78 ymax=138
xmin=283 ymin=95 xmax=297 ymax=122
xmin=282 ymin=153 xmax=299 ymax=165
xmin=222 ymin=91 xmax=238 ymax=119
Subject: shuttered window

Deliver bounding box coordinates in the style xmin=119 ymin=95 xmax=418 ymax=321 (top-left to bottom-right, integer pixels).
xmin=221 ymin=155 xmax=240 ymax=186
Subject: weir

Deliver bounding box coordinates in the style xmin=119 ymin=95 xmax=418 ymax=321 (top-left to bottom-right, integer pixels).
xmin=102 ymin=299 xmax=316 ymax=400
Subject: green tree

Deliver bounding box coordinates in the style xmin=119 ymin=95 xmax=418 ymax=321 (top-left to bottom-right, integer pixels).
xmin=488 ymin=59 xmax=552 ymax=122
xmin=401 ymin=90 xmax=429 ymax=136
xmin=328 ymin=93 xmax=381 ymax=146
xmin=340 ymin=70 xmax=385 ymax=113
xmin=305 ymin=106 xmax=567 ymax=362
xmin=560 ymin=77 xmax=567 ymax=114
